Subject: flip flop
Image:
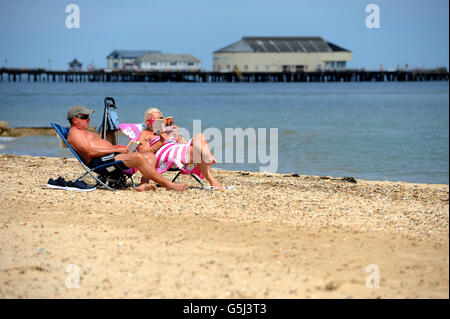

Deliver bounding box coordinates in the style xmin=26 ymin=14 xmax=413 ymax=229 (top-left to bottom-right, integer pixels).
xmin=203 ymin=185 xmax=235 ymax=191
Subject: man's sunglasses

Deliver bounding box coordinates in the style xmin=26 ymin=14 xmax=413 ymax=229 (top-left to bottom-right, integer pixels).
xmin=75 ymin=114 xmax=90 ymax=120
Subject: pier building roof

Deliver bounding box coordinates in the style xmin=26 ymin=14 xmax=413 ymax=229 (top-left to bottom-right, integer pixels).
xmin=214 ymin=37 xmax=351 ymax=53
xmin=107 ymin=50 xmax=162 ymax=59
xmin=138 ymin=53 xmax=200 ymax=63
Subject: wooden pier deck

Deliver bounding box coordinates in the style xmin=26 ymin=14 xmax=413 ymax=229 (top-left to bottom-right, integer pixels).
xmin=1 ymin=68 xmax=448 ymax=83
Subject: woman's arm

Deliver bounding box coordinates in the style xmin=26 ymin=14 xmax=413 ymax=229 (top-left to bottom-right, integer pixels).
xmin=173 ymin=126 xmax=187 ymax=144
xmin=177 ymin=135 xmax=187 ymax=144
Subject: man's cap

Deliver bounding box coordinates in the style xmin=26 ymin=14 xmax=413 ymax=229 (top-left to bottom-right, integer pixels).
xmin=67 ymin=105 xmax=95 ymax=120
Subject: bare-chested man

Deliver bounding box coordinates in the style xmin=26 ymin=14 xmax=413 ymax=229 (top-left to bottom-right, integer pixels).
xmin=65 ymin=105 xmax=188 ymax=192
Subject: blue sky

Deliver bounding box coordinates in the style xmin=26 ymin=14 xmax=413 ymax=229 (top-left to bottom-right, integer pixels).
xmin=0 ymin=0 xmax=448 ymax=71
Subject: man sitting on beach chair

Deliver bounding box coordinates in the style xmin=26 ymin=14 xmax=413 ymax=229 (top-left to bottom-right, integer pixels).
xmin=65 ymin=105 xmax=189 ymax=192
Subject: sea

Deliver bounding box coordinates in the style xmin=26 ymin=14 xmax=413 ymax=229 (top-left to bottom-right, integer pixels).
xmin=0 ymin=81 xmax=448 ymax=185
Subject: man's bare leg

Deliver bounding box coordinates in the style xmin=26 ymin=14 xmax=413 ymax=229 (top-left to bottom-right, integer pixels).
xmin=136 ymin=176 xmax=155 ymax=192
xmin=136 ymin=183 xmax=156 ymax=192
xmin=115 ymin=152 xmax=188 ymax=191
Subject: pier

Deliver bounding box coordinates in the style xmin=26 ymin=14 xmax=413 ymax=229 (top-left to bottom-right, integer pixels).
xmin=0 ymin=67 xmax=448 ymax=83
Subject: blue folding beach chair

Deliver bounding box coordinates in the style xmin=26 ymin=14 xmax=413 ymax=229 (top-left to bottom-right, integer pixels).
xmin=51 ymin=122 xmax=135 ymax=191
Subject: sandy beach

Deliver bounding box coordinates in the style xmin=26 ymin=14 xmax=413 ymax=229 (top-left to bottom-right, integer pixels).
xmin=0 ymin=154 xmax=448 ymax=298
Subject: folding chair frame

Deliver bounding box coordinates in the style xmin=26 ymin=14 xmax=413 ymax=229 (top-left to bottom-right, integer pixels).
xmin=170 ymin=167 xmax=205 ymax=188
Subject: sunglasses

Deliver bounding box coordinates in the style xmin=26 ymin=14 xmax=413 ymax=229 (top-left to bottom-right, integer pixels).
xmin=76 ymin=114 xmax=90 ymax=120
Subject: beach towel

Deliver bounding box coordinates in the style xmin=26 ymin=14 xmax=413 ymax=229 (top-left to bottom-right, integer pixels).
xmin=119 ymin=123 xmax=145 ymax=141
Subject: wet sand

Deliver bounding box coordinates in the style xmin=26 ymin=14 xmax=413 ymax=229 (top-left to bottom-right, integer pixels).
xmin=0 ymin=154 xmax=448 ymax=298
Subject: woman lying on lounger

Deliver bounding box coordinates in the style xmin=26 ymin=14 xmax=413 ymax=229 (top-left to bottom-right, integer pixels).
xmin=137 ymin=107 xmax=224 ymax=190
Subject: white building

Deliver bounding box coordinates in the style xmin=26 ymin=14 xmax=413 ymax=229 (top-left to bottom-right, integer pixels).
xmin=137 ymin=53 xmax=201 ymax=71
xmin=107 ymin=50 xmax=161 ymax=70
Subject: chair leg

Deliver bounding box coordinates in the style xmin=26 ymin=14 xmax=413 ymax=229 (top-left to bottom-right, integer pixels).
xmin=76 ymin=171 xmax=114 ymax=190
xmin=76 ymin=171 xmax=90 ymax=181
xmin=191 ymin=174 xmax=205 ymax=188
xmin=171 ymin=171 xmax=182 ymax=183
xmin=78 ymin=162 xmax=118 ymax=191
xmin=172 ymin=169 xmax=204 ymax=188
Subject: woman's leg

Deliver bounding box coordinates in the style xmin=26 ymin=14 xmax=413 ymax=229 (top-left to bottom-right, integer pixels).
xmin=196 ymin=161 xmax=223 ymax=189
xmin=188 ymin=134 xmax=223 ymax=190
xmin=191 ymin=133 xmax=216 ymax=165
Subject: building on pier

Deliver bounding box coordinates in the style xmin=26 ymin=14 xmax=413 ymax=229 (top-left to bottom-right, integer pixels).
xmin=107 ymin=50 xmax=201 ymax=71
xmin=137 ymin=53 xmax=201 ymax=71
xmin=107 ymin=50 xmax=161 ymax=70
xmin=68 ymin=59 xmax=82 ymax=71
xmin=213 ymin=36 xmax=352 ymax=72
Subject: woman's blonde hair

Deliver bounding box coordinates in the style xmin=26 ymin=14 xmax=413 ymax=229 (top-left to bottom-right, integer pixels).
xmin=144 ymin=107 xmax=163 ymax=122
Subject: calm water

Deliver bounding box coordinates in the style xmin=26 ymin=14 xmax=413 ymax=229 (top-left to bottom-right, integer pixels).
xmin=0 ymin=81 xmax=448 ymax=184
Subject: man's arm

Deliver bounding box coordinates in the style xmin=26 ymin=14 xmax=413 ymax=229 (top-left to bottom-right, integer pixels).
xmin=69 ymin=129 xmax=126 ymax=159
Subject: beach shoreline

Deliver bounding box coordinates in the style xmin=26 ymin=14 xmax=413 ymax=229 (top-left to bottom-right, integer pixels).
xmin=0 ymin=154 xmax=448 ymax=298
xmin=0 ymin=124 xmax=108 ymax=137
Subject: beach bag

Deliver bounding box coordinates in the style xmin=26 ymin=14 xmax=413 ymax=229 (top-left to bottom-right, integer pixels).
xmin=106 ymin=110 xmax=120 ymax=131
